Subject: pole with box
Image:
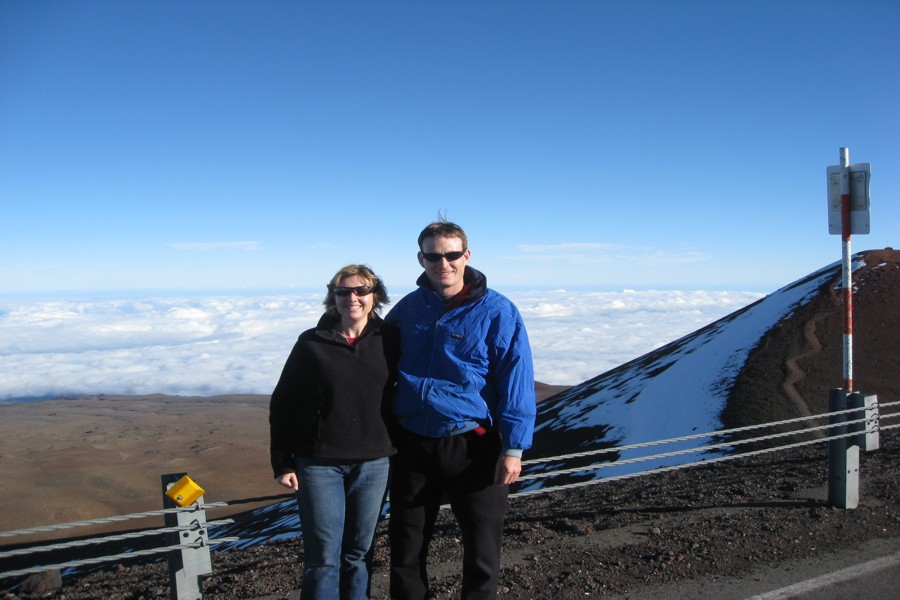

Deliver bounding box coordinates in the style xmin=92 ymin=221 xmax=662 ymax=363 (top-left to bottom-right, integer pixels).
xmin=824 ymin=147 xmax=878 ymax=509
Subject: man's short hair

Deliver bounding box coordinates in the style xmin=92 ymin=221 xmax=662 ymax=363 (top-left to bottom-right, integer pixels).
xmin=417 ymin=220 xmax=468 ymax=251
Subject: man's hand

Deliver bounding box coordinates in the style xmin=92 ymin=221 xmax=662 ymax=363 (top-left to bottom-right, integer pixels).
xmin=276 ymin=472 xmax=299 ymax=491
xmin=494 ymin=455 xmax=522 ymax=486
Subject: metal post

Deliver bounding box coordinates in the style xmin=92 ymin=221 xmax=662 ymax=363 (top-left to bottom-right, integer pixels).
xmin=162 ymin=473 xmax=212 ymax=600
xmin=839 ymin=147 xmax=853 ymax=392
xmin=827 ymin=389 xmax=859 ymax=509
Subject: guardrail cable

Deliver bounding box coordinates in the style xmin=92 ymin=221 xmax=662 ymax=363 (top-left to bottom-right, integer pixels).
xmin=0 ymin=519 xmax=235 ymax=561
xmin=1 ymin=403 xmax=894 ymax=583
xmin=519 ymin=417 xmax=874 ymax=482
xmin=524 ymin=403 xmax=888 ymax=467
xmin=0 ymin=537 xmax=240 ymax=580
xmin=511 ymin=427 xmax=878 ymax=500
xmin=0 ymin=505 xmax=206 ymax=539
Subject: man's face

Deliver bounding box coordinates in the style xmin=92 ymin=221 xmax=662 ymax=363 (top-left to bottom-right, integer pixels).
xmin=418 ymin=235 xmax=471 ymax=297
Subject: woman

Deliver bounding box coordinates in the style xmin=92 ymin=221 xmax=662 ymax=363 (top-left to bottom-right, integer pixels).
xmin=269 ymin=264 xmax=397 ymax=600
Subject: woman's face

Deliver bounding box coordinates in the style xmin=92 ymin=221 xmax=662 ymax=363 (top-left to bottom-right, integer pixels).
xmin=334 ymin=275 xmax=375 ymax=323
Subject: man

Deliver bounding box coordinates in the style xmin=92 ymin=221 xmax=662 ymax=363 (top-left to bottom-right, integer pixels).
xmin=385 ymin=220 xmax=537 ymax=600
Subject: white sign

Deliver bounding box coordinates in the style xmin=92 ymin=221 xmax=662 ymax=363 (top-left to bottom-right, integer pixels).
xmin=826 ymin=163 xmax=871 ymax=235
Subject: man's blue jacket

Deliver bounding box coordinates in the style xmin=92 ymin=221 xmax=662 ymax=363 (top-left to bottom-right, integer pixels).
xmin=385 ymin=266 xmax=536 ymax=453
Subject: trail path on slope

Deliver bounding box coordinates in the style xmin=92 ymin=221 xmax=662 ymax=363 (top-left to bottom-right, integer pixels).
xmin=780 ymin=272 xmax=841 ymax=419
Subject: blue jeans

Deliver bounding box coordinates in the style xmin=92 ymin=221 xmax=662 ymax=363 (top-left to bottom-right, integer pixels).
xmin=295 ymin=457 xmax=390 ymax=600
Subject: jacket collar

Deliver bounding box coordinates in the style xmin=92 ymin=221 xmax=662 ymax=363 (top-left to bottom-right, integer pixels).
xmin=315 ymin=312 xmax=382 ymax=341
xmin=416 ymin=265 xmax=487 ymax=307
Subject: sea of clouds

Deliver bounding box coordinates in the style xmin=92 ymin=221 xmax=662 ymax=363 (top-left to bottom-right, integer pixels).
xmin=0 ymin=289 xmax=765 ymax=403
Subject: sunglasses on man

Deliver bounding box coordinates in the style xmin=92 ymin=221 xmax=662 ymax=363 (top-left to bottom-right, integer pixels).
xmin=421 ymin=249 xmax=467 ymax=262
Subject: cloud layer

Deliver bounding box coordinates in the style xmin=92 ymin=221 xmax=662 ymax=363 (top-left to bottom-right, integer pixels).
xmin=0 ymin=290 xmax=764 ymax=402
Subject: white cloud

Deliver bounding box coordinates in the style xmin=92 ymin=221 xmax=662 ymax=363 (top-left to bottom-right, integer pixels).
xmin=0 ymin=289 xmax=765 ymax=401
xmin=513 ymin=289 xmax=764 ymax=384
xmin=167 ymin=241 xmax=261 ymax=251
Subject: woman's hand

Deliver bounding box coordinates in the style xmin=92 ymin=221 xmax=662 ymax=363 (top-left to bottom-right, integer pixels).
xmin=276 ymin=472 xmax=299 ymax=491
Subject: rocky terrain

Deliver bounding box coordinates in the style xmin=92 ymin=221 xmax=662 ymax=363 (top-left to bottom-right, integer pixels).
xmin=5 ymin=428 xmax=897 ymax=599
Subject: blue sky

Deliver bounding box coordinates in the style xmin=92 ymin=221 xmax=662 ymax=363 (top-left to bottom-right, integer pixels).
xmin=1 ymin=0 xmax=897 ymax=295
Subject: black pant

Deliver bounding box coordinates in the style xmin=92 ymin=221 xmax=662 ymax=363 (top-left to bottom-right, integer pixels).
xmin=389 ymin=427 xmax=509 ymax=600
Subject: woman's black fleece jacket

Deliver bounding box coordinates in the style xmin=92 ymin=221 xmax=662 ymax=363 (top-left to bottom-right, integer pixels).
xmin=269 ymin=313 xmax=399 ymax=478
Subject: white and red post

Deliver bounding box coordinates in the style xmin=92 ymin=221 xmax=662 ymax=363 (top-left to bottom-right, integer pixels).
xmin=839 ymin=147 xmax=853 ymax=392
xmin=827 ymin=146 xmax=877 ymax=509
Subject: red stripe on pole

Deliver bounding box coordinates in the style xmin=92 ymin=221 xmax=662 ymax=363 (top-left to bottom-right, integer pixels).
xmin=841 ymin=188 xmax=853 ymax=392
xmin=843 ymin=287 xmax=853 ymax=335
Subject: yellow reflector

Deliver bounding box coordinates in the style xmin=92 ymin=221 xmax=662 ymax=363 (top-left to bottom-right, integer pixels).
xmin=165 ymin=475 xmax=205 ymax=507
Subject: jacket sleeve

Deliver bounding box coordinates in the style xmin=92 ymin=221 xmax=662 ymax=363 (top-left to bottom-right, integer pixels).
xmin=491 ymin=307 xmax=537 ymax=453
xmin=269 ymin=339 xmax=303 ymax=478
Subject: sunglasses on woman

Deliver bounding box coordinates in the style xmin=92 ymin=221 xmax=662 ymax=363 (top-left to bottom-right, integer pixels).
xmin=333 ymin=285 xmax=374 ymax=297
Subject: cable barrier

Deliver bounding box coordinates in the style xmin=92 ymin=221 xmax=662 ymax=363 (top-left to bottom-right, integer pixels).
xmin=1 ymin=398 xmax=896 ymax=597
